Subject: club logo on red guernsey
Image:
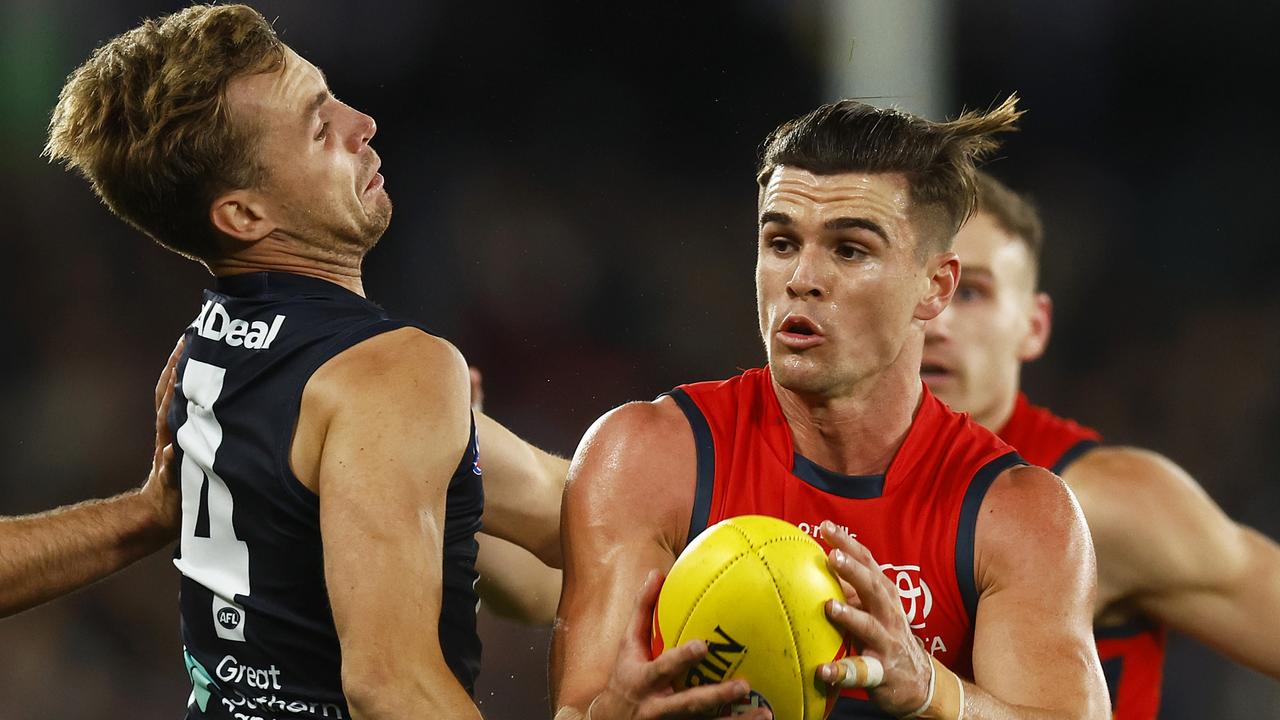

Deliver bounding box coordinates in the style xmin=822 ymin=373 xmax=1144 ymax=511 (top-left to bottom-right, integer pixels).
xmin=878 ymin=564 xmax=933 ymax=630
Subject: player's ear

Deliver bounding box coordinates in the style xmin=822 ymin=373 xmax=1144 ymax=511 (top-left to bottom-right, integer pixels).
xmin=1017 ymin=292 xmax=1053 ymax=361
xmin=914 ymin=250 xmax=959 ymax=322
xmin=209 ymin=189 xmax=276 ymax=245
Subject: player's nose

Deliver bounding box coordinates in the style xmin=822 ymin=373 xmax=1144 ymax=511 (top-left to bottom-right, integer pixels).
xmin=785 ymin=247 xmax=827 ymax=300
xmin=345 ymin=107 xmax=377 ymax=151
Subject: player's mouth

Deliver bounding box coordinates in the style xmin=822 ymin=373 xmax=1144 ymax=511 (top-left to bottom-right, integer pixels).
xmin=920 ymin=360 xmax=954 ymax=384
xmin=361 ymin=159 xmax=384 ymax=196
xmin=776 ymin=314 xmax=825 ymax=350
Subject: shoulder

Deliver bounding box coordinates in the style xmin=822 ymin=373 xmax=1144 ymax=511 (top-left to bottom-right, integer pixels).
xmin=308 ymin=327 xmax=468 ymax=421
xmin=1062 ymin=446 xmax=1246 ymax=593
xmin=322 ymin=326 xmax=463 ymax=378
xmin=979 ymin=464 xmax=1086 ymax=538
xmin=569 ymin=397 xmax=694 ymax=494
xmin=975 ymin=464 xmax=1094 ymax=593
xmin=574 ymin=396 xmax=690 ymax=459
xmin=564 ymin=396 xmax=696 ymax=550
xmin=1063 ymin=445 xmax=1218 ymax=546
xmin=1064 ymin=445 xmax=1188 ymax=496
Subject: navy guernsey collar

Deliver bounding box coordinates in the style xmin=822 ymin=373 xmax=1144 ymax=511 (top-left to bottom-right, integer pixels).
xmin=213 ymin=271 xmax=363 ymax=299
xmin=791 ymin=453 xmax=886 ymax=499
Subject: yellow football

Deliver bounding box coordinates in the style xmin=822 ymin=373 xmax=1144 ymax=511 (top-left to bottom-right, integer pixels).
xmin=651 ymin=515 xmax=848 ymax=720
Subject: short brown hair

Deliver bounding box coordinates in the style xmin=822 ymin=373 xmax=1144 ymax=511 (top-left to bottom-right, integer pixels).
xmin=45 ymin=4 xmax=285 ymax=262
xmin=974 ymin=171 xmax=1043 ymax=276
xmin=757 ymin=96 xmax=1023 ymax=254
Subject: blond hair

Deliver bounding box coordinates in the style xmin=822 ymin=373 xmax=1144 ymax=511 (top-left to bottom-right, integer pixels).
xmin=758 ymin=96 xmax=1024 ymax=254
xmin=45 ymin=4 xmax=284 ymax=261
xmin=974 ymin=170 xmax=1043 ymax=269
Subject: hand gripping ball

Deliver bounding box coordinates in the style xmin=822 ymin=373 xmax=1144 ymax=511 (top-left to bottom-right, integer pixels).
xmin=651 ymin=515 xmax=849 ymax=719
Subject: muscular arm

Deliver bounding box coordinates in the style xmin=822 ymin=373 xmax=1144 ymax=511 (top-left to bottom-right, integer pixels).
xmin=965 ymin=466 xmax=1110 ymax=719
xmin=474 ymin=411 xmax=567 ymax=568
xmin=551 ymin=399 xmax=691 ymax=717
xmin=305 ymin=329 xmax=480 ymax=719
xmin=0 ymin=339 xmax=183 ymax=618
xmin=553 ymin=398 xmax=759 ymax=720
xmin=1068 ymin=446 xmax=1280 ymax=677
xmin=820 ymin=465 xmax=1107 ymax=719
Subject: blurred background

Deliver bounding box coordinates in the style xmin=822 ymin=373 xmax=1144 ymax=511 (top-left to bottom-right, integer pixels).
xmin=1 ymin=0 xmax=1277 ymax=717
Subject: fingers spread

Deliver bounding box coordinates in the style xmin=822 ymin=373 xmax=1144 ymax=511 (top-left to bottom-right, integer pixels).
xmin=837 ymin=577 xmax=864 ymax=609
xmin=821 ymin=521 xmax=876 ymax=563
xmin=828 ymin=546 xmax=897 ymax=620
xmin=646 ymin=639 xmax=708 ymax=688
xmin=642 ymin=678 xmax=751 ymax=720
xmin=826 ymin=599 xmax=890 ymax=651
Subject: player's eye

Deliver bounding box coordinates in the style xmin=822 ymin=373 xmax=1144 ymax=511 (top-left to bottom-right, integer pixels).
xmin=314 ymin=122 xmax=329 ymax=142
xmin=955 ymin=285 xmax=985 ymax=302
xmin=836 ymin=243 xmax=867 ymax=260
xmin=766 ymin=237 xmax=796 ymax=254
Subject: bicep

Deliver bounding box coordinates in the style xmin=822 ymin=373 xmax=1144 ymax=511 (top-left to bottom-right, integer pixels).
xmin=315 ymin=332 xmax=473 ymax=680
xmin=1070 ymin=448 xmax=1256 ymax=614
xmin=970 ymin=467 xmax=1108 ymax=716
xmin=550 ymin=402 xmax=692 ymax=709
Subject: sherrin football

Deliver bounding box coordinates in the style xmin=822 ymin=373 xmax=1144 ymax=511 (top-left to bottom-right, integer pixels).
xmin=651 ymin=515 xmax=848 ymax=720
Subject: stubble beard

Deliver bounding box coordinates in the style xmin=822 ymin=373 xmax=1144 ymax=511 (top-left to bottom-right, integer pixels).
xmin=321 ymin=192 xmax=393 ymax=260
xmin=358 ymin=193 xmax=393 ymax=254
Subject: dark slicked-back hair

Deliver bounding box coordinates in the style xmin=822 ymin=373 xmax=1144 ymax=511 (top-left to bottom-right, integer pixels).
xmin=974 ymin=170 xmax=1044 ymax=286
xmin=45 ymin=4 xmax=285 ymax=262
xmin=757 ymin=96 xmax=1023 ymax=254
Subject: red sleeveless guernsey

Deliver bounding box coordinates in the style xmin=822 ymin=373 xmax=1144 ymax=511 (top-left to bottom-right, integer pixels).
xmin=670 ymin=367 xmax=1022 ymax=720
xmin=998 ymin=393 xmax=1165 ymax=720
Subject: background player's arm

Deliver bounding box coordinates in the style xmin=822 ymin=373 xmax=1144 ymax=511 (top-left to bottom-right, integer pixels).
xmin=0 ymin=339 xmax=183 ymax=618
xmin=474 ymin=411 xmax=567 ymax=568
xmin=463 ymin=368 xmax=566 ymax=623
xmin=308 ymin=329 xmax=481 ymax=719
xmin=820 ymin=465 xmax=1108 ymax=719
xmin=551 ymin=399 xmax=766 ymax=720
xmin=477 ymin=533 xmax=560 ymax=625
xmin=1068 ymin=446 xmax=1280 ymax=677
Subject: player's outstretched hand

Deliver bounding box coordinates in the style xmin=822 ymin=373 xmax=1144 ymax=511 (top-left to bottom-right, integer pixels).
xmin=140 ymin=337 xmax=184 ymax=536
xmin=589 ymin=570 xmax=772 ymax=720
xmin=817 ymin=521 xmax=931 ymax=716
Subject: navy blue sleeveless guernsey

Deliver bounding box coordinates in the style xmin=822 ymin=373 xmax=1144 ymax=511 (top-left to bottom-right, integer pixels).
xmin=168 ymin=272 xmax=483 ymax=719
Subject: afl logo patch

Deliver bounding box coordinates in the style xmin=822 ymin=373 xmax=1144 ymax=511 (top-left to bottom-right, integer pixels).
xmin=217 ymin=607 xmax=243 ymax=631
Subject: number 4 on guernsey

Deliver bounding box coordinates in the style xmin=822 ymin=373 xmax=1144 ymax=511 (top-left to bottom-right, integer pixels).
xmin=172 ymin=358 xmax=251 ymax=642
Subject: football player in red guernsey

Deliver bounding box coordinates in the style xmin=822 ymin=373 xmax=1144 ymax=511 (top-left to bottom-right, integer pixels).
xmin=552 ymin=98 xmax=1109 ymax=720
xmin=922 ymin=171 xmax=1280 ymax=719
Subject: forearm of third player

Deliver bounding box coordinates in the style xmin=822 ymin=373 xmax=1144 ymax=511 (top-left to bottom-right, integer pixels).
xmin=476 ymin=533 xmax=561 ymax=625
xmin=1140 ymin=526 xmax=1280 ymax=677
xmin=0 ymin=489 xmax=176 ymax=617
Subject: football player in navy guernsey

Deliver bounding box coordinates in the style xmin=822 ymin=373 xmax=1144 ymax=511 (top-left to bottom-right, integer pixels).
xmin=0 ymin=341 xmax=183 ymax=618
xmin=45 ymin=5 xmax=564 ymax=718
